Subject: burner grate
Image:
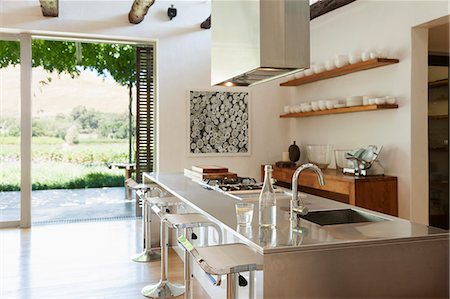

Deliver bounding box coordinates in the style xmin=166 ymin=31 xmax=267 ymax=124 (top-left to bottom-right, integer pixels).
xmin=203 ymin=176 xmax=265 ymax=192
xmin=205 ymin=176 xmax=257 ymax=185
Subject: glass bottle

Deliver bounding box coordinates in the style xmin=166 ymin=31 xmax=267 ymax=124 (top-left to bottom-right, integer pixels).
xmin=259 ymin=165 xmax=277 ymax=228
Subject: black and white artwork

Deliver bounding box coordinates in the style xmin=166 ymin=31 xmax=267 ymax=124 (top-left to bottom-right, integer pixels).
xmin=188 ymin=90 xmax=250 ymax=155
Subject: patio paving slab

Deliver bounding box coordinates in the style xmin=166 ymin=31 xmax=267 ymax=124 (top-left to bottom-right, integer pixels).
xmin=0 ymin=187 xmax=136 ymax=223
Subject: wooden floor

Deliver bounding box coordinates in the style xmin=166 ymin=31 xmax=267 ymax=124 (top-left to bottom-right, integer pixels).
xmin=0 ymin=220 xmax=211 ymax=299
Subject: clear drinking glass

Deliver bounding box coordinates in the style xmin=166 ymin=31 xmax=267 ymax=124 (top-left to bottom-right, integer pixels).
xmin=235 ymin=202 xmax=254 ymax=225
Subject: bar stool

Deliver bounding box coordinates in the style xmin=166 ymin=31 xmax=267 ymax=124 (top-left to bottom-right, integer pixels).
xmin=142 ymin=209 xmax=222 ymax=298
xmin=131 ymin=195 xmax=161 ymax=262
xmin=131 ymin=181 xmax=157 ymax=217
xmin=178 ymin=240 xmax=261 ymax=299
xmin=131 ymin=185 xmax=178 ymax=262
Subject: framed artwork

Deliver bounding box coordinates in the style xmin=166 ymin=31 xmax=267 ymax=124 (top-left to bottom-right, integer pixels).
xmin=187 ymin=90 xmax=251 ymax=156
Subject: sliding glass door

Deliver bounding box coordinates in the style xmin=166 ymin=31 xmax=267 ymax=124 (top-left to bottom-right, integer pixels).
xmin=1 ymin=33 xmax=155 ymax=228
xmin=0 ymin=34 xmax=31 ymax=228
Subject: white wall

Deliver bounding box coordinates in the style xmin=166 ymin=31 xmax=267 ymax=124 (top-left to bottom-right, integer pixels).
xmin=0 ymin=0 xmax=290 ymax=180
xmin=1 ymin=1 xmax=448 ymax=222
xmin=286 ymin=0 xmax=447 ymax=221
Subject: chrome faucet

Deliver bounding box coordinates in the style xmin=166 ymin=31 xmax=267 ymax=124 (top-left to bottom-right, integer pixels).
xmin=290 ymin=163 xmax=325 ymax=219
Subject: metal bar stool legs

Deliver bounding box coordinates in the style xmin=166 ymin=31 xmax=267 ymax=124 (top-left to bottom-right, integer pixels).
xmin=141 ymin=218 xmax=185 ymax=298
xmin=177 ymin=241 xmax=260 ymax=299
xmin=183 ymin=227 xmax=193 ymax=299
xmin=182 ymin=225 xmax=221 ymax=299
xmin=132 ymin=197 xmax=161 ymax=262
xmin=164 ymin=214 xmax=223 ymax=299
xmin=141 ymin=198 xmax=185 ymax=298
xmin=225 ymin=271 xmax=255 ymax=299
xmin=226 ymin=273 xmax=237 ymax=299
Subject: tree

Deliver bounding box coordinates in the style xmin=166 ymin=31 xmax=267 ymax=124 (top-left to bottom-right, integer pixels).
xmin=0 ymin=40 xmax=136 ymax=84
xmin=0 ymin=40 xmax=137 ymax=161
xmin=71 ymin=106 xmax=100 ymax=131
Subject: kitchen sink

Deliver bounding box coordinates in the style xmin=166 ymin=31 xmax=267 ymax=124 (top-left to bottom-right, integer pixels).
xmin=299 ymin=209 xmax=387 ymax=226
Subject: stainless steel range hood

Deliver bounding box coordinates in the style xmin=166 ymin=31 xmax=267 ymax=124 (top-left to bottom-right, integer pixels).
xmin=211 ymin=0 xmax=310 ymax=87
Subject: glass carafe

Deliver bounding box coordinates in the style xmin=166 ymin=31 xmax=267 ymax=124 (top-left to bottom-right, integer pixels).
xmin=259 ymin=165 xmax=277 ymax=228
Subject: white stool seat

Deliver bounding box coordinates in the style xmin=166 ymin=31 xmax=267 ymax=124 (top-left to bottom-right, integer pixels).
xmin=195 ymin=243 xmax=260 ymax=275
xmin=148 ymin=196 xmax=183 ymax=207
xmin=164 ymin=213 xmax=212 ymax=229
xmin=178 ymin=240 xmax=261 ymax=299
xmin=132 ymin=183 xmax=154 ymax=190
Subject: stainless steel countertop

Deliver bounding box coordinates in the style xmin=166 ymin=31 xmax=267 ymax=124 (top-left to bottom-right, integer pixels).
xmin=145 ymin=172 xmax=448 ymax=254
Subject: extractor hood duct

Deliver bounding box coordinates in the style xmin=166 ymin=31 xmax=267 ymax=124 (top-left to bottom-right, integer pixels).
xmin=211 ymin=0 xmax=310 ymax=87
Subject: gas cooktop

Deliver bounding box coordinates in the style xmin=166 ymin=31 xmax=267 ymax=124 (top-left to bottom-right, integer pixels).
xmin=203 ymin=177 xmax=266 ymax=193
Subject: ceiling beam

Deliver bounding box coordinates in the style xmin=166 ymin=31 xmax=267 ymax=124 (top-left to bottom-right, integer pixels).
xmin=200 ymin=15 xmax=211 ymax=29
xmin=128 ymin=0 xmax=155 ymax=24
xmin=39 ymin=0 xmax=58 ymax=17
xmin=310 ymin=0 xmax=356 ymax=20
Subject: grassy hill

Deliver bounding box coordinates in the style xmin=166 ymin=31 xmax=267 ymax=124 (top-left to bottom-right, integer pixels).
xmin=0 ymin=65 xmax=135 ymax=117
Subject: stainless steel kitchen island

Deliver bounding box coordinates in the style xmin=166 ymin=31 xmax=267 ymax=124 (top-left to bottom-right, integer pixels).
xmin=144 ymin=172 xmax=449 ymax=298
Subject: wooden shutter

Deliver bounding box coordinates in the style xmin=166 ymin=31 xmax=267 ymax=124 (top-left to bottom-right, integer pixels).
xmin=135 ymin=46 xmax=155 ymax=183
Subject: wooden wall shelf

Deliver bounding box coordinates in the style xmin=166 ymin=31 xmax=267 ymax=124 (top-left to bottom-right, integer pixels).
xmin=429 ymin=146 xmax=449 ymax=152
xmin=430 ymin=180 xmax=449 ymax=187
xmin=429 ymin=79 xmax=448 ymax=88
xmin=429 ymin=114 xmax=448 ymax=120
xmin=280 ymin=104 xmax=398 ymax=118
xmin=280 ymin=58 xmax=400 ymax=87
xmin=263 ymin=165 xmax=398 ymax=216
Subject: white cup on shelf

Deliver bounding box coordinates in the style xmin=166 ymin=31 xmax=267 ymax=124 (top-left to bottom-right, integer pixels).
xmin=377 ymin=50 xmax=388 ymax=58
xmin=385 ymin=96 xmax=397 ymax=105
xmin=361 ymin=51 xmax=371 ymax=61
xmin=294 ymin=71 xmax=305 ymax=79
xmin=302 ymin=104 xmax=312 ymax=112
xmin=326 ymin=100 xmax=338 ymax=109
xmin=349 ymin=51 xmax=362 ymax=64
xmin=375 ymin=97 xmax=386 ymax=105
xmin=290 ymin=106 xmax=297 ymax=113
xmin=311 ymin=101 xmax=320 ymax=111
xmin=335 ymin=54 xmax=349 ymax=68
xmin=325 ymin=59 xmax=336 ymax=71
xmin=318 ymin=100 xmax=327 ymax=110
xmin=369 ymin=52 xmax=379 ymax=59
xmin=304 ymin=68 xmax=314 ymax=76
xmin=313 ymin=64 xmax=326 ymax=74
xmin=362 ymin=95 xmax=372 ymax=106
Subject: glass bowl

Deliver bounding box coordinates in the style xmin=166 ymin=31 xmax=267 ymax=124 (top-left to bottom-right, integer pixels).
xmin=334 ymin=149 xmax=355 ymax=171
xmin=306 ymin=144 xmax=333 ymax=169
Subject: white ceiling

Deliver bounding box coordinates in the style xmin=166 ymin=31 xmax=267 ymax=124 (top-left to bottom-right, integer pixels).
xmin=429 ymin=22 xmax=449 ymax=53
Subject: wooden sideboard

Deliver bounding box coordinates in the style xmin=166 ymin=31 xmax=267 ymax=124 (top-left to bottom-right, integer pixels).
xmin=261 ymin=165 xmax=398 ymax=216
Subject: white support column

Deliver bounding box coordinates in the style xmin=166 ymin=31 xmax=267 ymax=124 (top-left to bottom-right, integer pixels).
xmin=410 ymin=27 xmax=430 ymax=225
xmin=20 ymin=33 xmax=32 ymax=228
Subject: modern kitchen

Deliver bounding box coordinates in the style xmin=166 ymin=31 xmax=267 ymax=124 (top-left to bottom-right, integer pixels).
xmin=0 ymin=0 xmax=449 ymax=298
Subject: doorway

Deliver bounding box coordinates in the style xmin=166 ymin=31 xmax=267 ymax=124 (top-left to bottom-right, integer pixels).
xmin=0 ymin=34 xmax=156 ymax=228
xmin=428 ymin=22 xmax=449 ymax=229
xmin=30 ymin=38 xmax=136 ymax=223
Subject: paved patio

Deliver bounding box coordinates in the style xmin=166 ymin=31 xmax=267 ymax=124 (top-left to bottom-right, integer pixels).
xmin=0 ymin=187 xmax=136 ymax=224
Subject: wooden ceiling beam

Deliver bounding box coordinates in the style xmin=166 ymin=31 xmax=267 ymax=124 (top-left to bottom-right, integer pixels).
xmin=128 ymin=0 xmax=155 ymax=24
xmin=310 ymin=0 xmax=356 ymax=20
xmin=39 ymin=0 xmax=58 ymax=17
